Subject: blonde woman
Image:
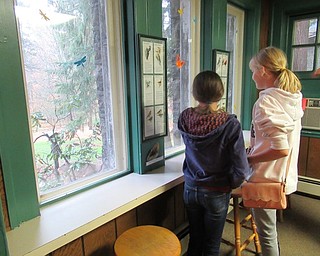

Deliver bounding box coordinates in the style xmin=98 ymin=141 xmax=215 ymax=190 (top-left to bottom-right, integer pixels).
xmin=247 ymin=47 xmax=304 ymax=256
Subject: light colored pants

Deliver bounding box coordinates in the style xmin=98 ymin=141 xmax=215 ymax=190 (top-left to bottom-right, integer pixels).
xmin=252 ymin=208 xmax=280 ymax=256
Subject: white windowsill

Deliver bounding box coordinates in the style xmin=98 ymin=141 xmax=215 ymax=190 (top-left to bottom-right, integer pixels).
xmin=6 ymin=154 xmax=185 ymax=256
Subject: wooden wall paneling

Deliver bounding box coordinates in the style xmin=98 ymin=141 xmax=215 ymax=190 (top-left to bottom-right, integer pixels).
xmin=137 ymin=190 xmax=175 ymax=230
xmin=51 ymin=238 xmax=83 ymax=256
xmin=137 ymin=197 xmax=157 ymax=226
xmin=174 ymin=183 xmax=186 ymax=229
xmin=306 ymin=137 xmax=320 ymax=179
xmin=298 ymin=136 xmax=309 ymax=176
xmin=83 ymin=220 xmax=116 ymax=256
xmin=260 ymin=0 xmax=270 ymax=49
xmin=115 ymin=209 xmax=137 ymax=237
xmin=157 ymin=190 xmax=175 ymax=230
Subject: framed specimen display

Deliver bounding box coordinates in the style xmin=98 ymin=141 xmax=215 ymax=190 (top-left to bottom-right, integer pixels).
xmin=138 ymin=34 xmax=168 ymax=141
xmin=212 ymin=49 xmax=230 ymax=111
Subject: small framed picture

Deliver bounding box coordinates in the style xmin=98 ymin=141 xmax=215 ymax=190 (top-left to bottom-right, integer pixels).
xmin=212 ymin=49 xmax=230 ymax=111
xmin=138 ymin=34 xmax=168 ymax=141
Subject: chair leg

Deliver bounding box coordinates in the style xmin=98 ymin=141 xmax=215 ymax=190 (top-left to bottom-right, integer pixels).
xmin=249 ymin=209 xmax=262 ymax=255
xmin=224 ymin=190 xmax=263 ymax=256
xmin=233 ymin=197 xmax=241 ymax=256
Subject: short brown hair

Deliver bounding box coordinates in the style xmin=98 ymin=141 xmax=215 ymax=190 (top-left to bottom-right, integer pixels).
xmin=192 ymin=71 xmax=224 ymax=103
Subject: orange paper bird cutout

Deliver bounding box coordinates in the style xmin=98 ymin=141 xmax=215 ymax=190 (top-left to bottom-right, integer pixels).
xmin=176 ymin=54 xmax=185 ymax=69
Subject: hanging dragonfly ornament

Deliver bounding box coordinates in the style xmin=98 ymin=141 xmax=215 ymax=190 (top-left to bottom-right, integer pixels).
xmin=74 ymin=56 xmax=87 ymax=67
xmin=39 ymin=9 xmax=50 ymax=21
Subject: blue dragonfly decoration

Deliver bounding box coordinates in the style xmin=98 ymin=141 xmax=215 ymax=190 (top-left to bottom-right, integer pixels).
xmin=74 ymin=56 xmax=87 ymax=67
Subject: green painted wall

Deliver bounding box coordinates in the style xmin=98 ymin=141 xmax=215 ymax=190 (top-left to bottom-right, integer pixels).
xmin=0 ymin=0 xmax=40 ymax=230
xmin=226 ymin=0 xmax=262 ymax=129
xmin=270 ymin=0 xmax=320 ymax=49
xmin=201 ymin=0 xmax=262 ymax=129
xmin=270 ymin=0 xmax=320 ymax=98
xmin=123 ymin=0 xmax=141 ymax=174
xmin=133 ymin=0 xmax=166 ymax=173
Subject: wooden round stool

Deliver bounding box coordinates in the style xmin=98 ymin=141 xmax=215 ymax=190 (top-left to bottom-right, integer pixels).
xmin=114 ymin=225 xmax=181 ymax=256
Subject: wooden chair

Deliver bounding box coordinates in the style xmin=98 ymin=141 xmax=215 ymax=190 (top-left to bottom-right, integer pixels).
xmin=114 ymin=225 xmax=181 ymax=256
xmin=222 ymin=188 xmax=262 ymax=256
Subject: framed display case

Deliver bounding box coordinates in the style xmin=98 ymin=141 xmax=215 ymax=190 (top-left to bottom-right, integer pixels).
xmin=138 ymin=34 xmax=168 ymax=141
xmin=212 ymin=49 xmax=230 ymax=111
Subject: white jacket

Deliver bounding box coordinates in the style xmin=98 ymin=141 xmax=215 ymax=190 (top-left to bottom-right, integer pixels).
xmin=249 ymin=88 xmax=304 ymax=194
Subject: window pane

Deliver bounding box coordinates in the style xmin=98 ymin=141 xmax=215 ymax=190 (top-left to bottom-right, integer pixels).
xmin=226 ymin=13 xmax=236 ymax=113
xmin=15 ymin=0 xmax=126 ymax=199
xmin=293 ymin=18 xmax=317 ymax=45
xmin=317 ymin=46 xmax=320 ymax=69
xmin=162 ymin=0 xmax=191 ymax=154
xmin=292 ymin=47 xmax=315 ymax=71
xmin=226 ymin=5 xmax=245 ymax=120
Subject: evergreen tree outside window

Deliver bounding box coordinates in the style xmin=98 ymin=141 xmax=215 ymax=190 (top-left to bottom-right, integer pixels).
xmin=15 ymin=0 xmax=127 ymax=202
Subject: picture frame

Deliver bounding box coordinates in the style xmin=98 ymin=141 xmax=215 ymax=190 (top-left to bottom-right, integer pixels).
xmin=138 ymin=34 xmax=168 ymax=141
xmin=212 ymin=49 xmax=230 ymax=112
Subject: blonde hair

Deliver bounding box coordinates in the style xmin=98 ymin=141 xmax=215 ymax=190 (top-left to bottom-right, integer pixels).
xmin=251 ymin=47 xmax=302 ymax=93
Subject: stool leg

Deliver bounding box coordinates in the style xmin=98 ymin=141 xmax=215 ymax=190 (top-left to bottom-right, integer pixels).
xmin=249 ymin=209 xmax=262 ymax=255
xmin=233 ymin=197 xmax=241 ymax=256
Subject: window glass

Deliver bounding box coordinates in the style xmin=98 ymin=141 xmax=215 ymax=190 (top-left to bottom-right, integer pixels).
xmin=290 ymin=16 xmax=319 ymax=73
xmin=226 ymin=13 xmax=236 ymax=113
xmin=293 ymin=18 xmax=317 ymax=45
xmin=292 ymin=46 xmax=315 ymax=71
xmin=162 ymin=0 xmax=193 ymax=155
xmin=226 ymin=5 xmax=244 ymax=120
xmin=15 ymin=0 xmax=127 ymax=202
xmin=317 ymin=46 xmax=320 ymax=69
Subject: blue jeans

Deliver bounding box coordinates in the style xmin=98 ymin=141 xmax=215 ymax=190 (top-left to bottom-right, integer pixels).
xmin=184 ymin=184 xmax=231 ymax=256
xmin=252 ymin=208 xmax=279 ymax=256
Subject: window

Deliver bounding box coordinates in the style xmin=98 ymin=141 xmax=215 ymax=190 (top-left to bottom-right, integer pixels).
xmin=15 ymin=0 xmax=127 ymax=203
xmin=290 ymin=15 xmax=320 ymax=72
xmin=162 ymin=0 xmax=200 ymax=156
xmin=226 ymin=4 xmax=245 ymax=120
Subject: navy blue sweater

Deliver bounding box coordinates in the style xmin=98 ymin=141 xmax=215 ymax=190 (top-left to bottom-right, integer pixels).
xmin=178 ymin=109 xmax=251 ymax=189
